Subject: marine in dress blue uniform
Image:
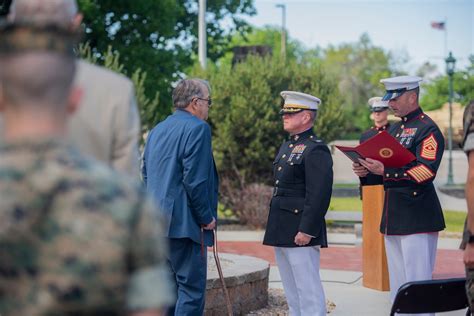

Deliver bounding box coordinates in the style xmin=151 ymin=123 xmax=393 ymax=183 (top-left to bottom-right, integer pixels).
xmin=263 ymin=91 xmax=333 ymax=316
xmin=359 ymin=97 xmax=391 ymax=186
xmin=354 ymin=76 xmax=445 ymax=312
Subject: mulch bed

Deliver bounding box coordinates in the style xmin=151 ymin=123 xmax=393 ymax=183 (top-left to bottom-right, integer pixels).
xmin=247 ymin=288 xmax=336 ymax=315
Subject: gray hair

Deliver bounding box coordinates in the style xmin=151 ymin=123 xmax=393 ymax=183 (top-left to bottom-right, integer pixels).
xmin=10 ymin=0 xmax=78 ymax=26
xmin=307 ymin=110 xmax=317 ymax=123
xmin=412 ymin=87 xmax=420 ymax=102
xmin=172 ymin=78 xmax=210 ymax=109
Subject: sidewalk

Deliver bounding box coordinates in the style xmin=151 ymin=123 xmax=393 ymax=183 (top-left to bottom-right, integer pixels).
xmin=217 ymin=231 xmax=466 ymax=315
xmin=436 ymin=187 xmax=467 ymax=212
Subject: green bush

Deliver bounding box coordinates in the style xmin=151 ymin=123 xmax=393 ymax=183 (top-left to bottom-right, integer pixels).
xmin=192 ymin=55 xmax=344 ymax=186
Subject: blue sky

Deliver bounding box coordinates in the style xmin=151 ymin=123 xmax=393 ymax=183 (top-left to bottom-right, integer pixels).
xmin=244 ymin=0 xmax=473 ymax=75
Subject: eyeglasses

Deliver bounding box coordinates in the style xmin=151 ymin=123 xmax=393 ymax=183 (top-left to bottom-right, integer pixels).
xmin=195 ymin=97 xmax=212 ymax=107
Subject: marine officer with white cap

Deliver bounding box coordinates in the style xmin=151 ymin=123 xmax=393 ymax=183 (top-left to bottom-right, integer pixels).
xmin=358 ymin=97 xmax=391 ymax=186
xmin=263 ymin=91 xmax=333 ymax=316
xmin=352 ymin=76 xmax=445 ymax=314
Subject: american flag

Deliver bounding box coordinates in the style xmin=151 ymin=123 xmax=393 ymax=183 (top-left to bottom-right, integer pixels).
xmin=431 ymin=21 xmax=445 ymax=30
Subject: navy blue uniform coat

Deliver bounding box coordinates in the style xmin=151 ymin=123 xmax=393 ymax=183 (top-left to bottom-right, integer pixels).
xmin=381 ymin=107 xmax=445 ymax=235
xmin=263 ymin=129 xmax=333 ymax=248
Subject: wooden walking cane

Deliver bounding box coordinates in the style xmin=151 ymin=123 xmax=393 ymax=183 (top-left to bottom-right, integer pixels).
xmin=212 ymin=228 xmax=233 ymax=316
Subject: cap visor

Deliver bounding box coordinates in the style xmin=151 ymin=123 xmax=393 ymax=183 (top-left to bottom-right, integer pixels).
xmin=382 ymin=90 xmax=408 ymax=101
xmin=382 ymin=92 xmax=394 ymax=101
xmin=279 ymin=108 xmax=303 ymax=115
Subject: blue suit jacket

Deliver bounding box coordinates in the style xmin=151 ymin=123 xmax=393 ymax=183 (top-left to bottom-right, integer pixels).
xmin=142 ymin=109 xmax=218 ymax=246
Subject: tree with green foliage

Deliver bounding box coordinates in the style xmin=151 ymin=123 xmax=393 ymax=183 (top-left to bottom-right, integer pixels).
xmin=420 ymin=55 xmax=474 ymax=110
xmin=191 ymin=55 xmax=344 ymax=186
xmin=77 ymin=0 xmax=256 ymax=123
xmin=323 ymin=33 xmax=403 ymax=137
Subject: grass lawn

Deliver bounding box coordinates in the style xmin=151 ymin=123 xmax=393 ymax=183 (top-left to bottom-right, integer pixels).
xmin=329 ymin=197 xmax=465 ymax=233
xmin=329 ymin=197 xmax=362 ymax=211
xmin=333 ymin=183 xmax=359 ymax=189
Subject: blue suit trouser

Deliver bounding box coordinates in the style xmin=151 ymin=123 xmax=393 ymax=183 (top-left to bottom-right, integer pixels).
xmin=167 ymin=238 xmax=207 ymax=316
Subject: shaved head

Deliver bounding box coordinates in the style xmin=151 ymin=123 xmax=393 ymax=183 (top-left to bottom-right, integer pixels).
xmin=0 ymin=52 xmax=76 ymax=112
xmin=10 ymin=0 xmax=78 ymax=26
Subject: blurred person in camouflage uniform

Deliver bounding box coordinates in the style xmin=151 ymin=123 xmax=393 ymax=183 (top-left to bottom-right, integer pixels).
xmin=0 ymin=18 xmax=173 ymax=316
xmin=2 ymin=0 xmax=142 ymax=178
xmin=462 ymin=100 xmax=474 ymax=313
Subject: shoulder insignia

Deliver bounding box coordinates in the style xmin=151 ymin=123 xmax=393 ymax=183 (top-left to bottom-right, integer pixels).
xmin=419 ymin=113 xmax=435 ymax=125
xmin=420 ymin=133 xmax=437 ymax=160
xmin=407 ymin=164 xmax=435 ymax=183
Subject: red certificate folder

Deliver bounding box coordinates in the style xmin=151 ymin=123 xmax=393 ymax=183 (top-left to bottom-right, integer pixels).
xmin=336 ymin=131 xmax=416 ymax=168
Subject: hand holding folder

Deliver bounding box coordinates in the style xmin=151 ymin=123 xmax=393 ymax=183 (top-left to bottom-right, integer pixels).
xmin=336 ymin=131 xmax=416 ymax=168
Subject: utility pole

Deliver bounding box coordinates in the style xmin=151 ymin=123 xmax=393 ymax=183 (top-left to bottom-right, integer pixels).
xmin=198 ymin=0 xmax=207 ymax=69
xmin=276 ymin=4 xmax=286 ymax=60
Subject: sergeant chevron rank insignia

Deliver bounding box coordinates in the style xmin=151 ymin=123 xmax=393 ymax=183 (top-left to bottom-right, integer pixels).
xmin=421 ymin=134 xmax=438 ymax=160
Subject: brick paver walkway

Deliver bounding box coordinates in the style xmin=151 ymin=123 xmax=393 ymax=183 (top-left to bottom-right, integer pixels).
xmin=217 ymin=241 xmax=465 ymax=279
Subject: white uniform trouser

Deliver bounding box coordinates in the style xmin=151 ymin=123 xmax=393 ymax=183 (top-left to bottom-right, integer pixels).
xmin=274 ymin=246 xmax=326 ymax=316
xmin=384 ymin=233 xmax=438 ymax=316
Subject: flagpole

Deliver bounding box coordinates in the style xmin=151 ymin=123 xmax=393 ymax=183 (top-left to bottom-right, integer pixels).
xmin=444 ymin=18 xmax=447 ymax=57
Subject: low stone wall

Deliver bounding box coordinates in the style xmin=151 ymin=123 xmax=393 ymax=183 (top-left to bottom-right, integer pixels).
xmin=205 ymin=253 xmax=270 ymax=315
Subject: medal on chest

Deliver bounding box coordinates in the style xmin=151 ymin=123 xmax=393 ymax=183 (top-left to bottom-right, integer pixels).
xmin=288 ymin=144 xmax=306 ymax=162
xmin=399 ymin=128 xmax=417 ymax=146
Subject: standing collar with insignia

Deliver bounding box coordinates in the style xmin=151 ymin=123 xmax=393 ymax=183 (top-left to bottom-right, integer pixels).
xmin=401 ymin=107 xmax=423 ymax=122
xmin=372 ymin=123 xmax=390 ymax=131
xmin=290 ymin=128 xmax=314 ymax=142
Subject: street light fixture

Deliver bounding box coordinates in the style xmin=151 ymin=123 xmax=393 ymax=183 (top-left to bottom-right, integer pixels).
xmin=445 ymin=51 xmax=456 ymax=186
xmin=275 ymin=4 xmax=286 ymax=60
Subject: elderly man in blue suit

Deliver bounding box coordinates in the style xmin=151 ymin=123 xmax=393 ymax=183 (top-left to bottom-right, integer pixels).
xmin=142 ymin=78 xmax=218 ymax=315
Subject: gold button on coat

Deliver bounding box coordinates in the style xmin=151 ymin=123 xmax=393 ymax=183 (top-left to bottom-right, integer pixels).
xmin=278 ymin=166 xmax=282 ymax=171
xmin=294 ymin=209 xmax=299 ymax=214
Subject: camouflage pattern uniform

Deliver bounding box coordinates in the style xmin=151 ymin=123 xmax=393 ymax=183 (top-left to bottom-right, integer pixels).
xmin=0 ymin=139 xmax=174 ymax=316
xmin=462 ymin=101 xmax=474 ymax=311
